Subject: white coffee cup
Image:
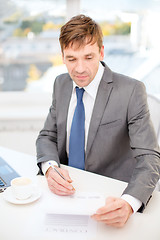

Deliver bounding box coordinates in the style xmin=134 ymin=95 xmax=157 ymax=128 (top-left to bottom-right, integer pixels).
xmin=11 ymin=177 xmax=33 ymax=200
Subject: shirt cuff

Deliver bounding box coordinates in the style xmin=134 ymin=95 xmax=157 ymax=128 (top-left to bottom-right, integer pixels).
xmin=41 ymin=160 xmax=58 ymax=175
xmin=121 ymin=194 xmax=142 ymax=213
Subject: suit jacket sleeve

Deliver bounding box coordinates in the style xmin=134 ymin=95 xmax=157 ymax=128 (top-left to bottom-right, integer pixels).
xmin=36 ymin=77 xmax=60 ymax=174
xmin=122 ymin=81 xmax=160 ymax=209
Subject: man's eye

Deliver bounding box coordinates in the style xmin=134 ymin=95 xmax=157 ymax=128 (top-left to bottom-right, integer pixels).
xmin=68 ymin=59 xmax=75 ymax=62
xmin=86 ymin=57 xmax=92 ymax=60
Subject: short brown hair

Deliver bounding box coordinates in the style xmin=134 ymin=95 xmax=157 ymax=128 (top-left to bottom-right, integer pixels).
xmin=59 ymin=14 xmax=103 ymax=53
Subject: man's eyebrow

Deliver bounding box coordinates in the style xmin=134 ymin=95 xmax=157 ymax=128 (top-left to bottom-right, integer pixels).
xmin=65 ymin=55 xmax=75 ymax=59
xmin=65 ymin=53 xmax=95 ymax=59
xmin=85 ymin=53 xmax=95 ymax=57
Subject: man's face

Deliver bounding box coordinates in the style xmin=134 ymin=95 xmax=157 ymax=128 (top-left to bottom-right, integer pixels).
xmin=62 ymin=41 xmax=104 ymax=87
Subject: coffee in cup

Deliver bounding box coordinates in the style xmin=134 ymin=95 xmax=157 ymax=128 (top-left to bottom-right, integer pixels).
xmin=11 ymin=177 xmax=33 ymax=200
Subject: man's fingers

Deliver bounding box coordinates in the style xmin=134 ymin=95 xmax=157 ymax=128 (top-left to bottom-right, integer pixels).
xmin=61 ymin=169 xmax=73 ymax=183
xmin=50 ymin=171 xmax=73 ymax=190
xmin=96 ymin=197 xmax=123 ymax=214
xmin=48 ymin=177 xmax=71 ymax=192
xmin=49 ymin=183 xmax=75 ymax=196
xmin=46 ymin=167 xmax=75 ymax=195
xmin=91 ymin=213 xmax=127 ymax=228
xmin=54 ymin=166 xmax=73 ymax=183
xmin=49 ymin=186 xmax=75 ymax=196
xmin=92 ymin=214 xmax=122 ymax=224
xmin=91 ymin=197 xmax=133 ymax=227
xmin=93 ymin=208 xmax=124 ymax=221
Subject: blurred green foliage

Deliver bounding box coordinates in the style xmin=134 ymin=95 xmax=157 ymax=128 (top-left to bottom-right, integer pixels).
xmin=21 ymin=20 xmax=45 ymax=34
xmin=8 ymin=16 xmax=131 ymax=37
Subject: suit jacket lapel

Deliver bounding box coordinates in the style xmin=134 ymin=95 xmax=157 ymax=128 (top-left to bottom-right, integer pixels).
xmin=85 ymin=64 xmax=113 ymax=159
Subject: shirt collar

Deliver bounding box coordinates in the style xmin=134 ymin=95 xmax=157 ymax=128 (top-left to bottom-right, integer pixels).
xmin=73 ymin=62 xmax=104 ymax=99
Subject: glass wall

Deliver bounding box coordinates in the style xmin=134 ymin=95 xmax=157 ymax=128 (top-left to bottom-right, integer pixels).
xmin=0 ymin=0 xmax=160 ymax=96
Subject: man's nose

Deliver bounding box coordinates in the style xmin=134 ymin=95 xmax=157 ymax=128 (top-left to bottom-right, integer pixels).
xmin=75 ymin=60 xmax=85 ymax=73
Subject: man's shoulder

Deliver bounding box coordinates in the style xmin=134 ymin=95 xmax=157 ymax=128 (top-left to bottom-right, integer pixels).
xmin=103 ymin=62 xmax=142 ymax=87
xmin=103 ymin=63 xmax=146 ymax=95
xmin=54 ymin=72 xmax=71 ymax=87
xmin=111 ymin=70 xmax=137 ymax=83
xmin=56 ymin=72 xmax=70 ymax=81
xmin=111 ymin=69 xmax=144 ymax=89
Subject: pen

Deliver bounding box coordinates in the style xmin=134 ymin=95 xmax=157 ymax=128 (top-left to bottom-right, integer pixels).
xmin=49 ymin=162 xmax=75 ymax=190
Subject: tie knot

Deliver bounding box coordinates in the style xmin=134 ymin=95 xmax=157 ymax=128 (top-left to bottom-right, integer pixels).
xmin=76 ymin=87 xmax=84 ymax=101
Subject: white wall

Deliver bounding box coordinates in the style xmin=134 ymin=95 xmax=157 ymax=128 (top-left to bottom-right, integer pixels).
xmin=0 ymin=92 xmax=52 ymax=156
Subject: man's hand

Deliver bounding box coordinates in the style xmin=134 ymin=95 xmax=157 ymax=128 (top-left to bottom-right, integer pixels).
xmin=45 ymin=166 xmax=75 ymax=196
xmin=91 ymin=197 xmax=133 ymax=228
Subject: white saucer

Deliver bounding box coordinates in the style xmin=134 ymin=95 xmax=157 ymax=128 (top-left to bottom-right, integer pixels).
xmin=3 ymin=186 xmax=41 ymax=205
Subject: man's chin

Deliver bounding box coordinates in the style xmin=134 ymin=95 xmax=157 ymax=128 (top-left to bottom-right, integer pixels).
xmin=74 ymin=79 xmax=91 ymax=88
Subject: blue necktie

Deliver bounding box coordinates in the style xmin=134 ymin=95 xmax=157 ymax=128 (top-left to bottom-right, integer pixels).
xmin=69 ymin=87 xmax=85 ymax=170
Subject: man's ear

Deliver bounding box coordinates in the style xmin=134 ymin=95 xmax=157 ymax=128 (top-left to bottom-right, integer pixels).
xmin=100 ymin=45 xmax=104 ymax=61
xmin=62 ymin=52 xmax=65 ymax=64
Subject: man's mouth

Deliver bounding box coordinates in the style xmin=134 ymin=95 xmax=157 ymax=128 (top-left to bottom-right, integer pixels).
xmin=75 ymin=75 xmax=88 ymax=79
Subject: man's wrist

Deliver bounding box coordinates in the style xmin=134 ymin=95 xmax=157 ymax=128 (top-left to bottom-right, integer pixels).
xmin=41 ymin=160 xmax=58 ymax=175
xmin=121 ymin=194 xmax=142 ymax=213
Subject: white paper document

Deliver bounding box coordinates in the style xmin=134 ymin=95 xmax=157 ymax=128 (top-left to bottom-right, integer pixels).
xmin=44 ymin=190 xmax=105 ymax=215
xmin=41 ymin=190 xmax=105 ymax=238
xmin=44 ymin=213 xmax=97 ymax=238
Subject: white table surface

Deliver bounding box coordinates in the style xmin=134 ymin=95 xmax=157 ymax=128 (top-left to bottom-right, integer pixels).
xmin=0 ymin=146 xmax=160 ymax=240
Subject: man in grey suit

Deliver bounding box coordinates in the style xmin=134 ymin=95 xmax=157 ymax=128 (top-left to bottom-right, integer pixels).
xmin=36 ymin=14 xmax=160 ymax=227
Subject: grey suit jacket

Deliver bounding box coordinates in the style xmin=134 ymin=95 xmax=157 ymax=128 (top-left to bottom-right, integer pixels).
xmin=36 ymin=62 xmax=160 ymax=209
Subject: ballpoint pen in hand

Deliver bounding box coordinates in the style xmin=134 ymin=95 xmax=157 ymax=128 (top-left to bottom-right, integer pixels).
xmin=49 ymin=162 xmax=75 ymax=190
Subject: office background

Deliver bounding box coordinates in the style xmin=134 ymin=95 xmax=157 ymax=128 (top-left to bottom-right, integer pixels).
xmin=0 ymin=0 xmax=160 ymax=155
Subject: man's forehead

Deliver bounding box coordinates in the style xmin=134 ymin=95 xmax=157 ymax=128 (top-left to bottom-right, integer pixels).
xmin=67 ymin=36 xmax=96 ymax=47
xmin=63 ymin=41 xmax=99 ymax=53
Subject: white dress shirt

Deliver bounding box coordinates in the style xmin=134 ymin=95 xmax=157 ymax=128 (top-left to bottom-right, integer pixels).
xmin=42 ymin=62 xmax=142 ymax=213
